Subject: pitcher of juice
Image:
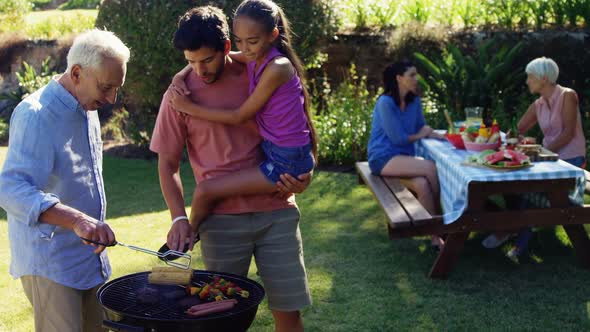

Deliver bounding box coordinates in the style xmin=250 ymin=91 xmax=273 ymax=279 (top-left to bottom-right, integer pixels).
xmin=464 ymin=107 xmax=483 ymax=127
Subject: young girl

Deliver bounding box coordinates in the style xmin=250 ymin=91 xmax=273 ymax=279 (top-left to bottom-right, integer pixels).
xmin=169 ymin=0 xmax=317 ymax=232
xmin=367 ymin=61 xmax=445 ymax=250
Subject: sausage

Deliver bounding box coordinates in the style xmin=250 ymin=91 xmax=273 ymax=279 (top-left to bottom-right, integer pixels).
xmin=185 ymin=301 xmax=236 ymax=316
xmin=186 ymin=299 xmax=237 ymax=313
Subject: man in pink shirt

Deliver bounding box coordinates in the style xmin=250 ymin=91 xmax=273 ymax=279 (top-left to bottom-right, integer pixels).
xmin=150 ymin=6 xmax=312 ymax=332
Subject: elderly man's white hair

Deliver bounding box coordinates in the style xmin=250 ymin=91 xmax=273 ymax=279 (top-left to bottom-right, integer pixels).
xmin=525 ymin=57 xmax=559 ymax=84
xmin=66 ymin=29 xmax=130 ymax=73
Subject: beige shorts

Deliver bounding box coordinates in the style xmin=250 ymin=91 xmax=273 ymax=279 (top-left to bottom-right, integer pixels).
xmin=20 ymin=275 xmax=105 ymax=332
xmin=199 ymin=207 xmax=312 ymax=312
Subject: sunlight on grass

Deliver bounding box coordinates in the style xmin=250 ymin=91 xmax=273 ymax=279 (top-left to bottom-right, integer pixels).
xmin=1 ymin=146 xmax=590 ymax=331
xmin=3 ymin=9 xmax=98 ymax=39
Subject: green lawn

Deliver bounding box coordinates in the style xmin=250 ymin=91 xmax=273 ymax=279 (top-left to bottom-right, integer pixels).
xmin=1 ymin=146 xmax=590 ymax=331
xmin=0 ymin=9 xmax=97 ymax=39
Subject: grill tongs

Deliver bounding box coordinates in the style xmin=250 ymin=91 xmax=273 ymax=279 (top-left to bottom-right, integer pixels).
xmin=80 ymin=237 xmax=192 ymax=269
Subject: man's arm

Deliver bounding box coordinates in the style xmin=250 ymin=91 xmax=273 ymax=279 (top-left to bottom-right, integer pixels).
xmin=158 ymin=152 xmax=196 ymax=252
xmin=0 ymin=105 xmax=115 ymax=254
xmin=170 ymin=60 xmax=293 ymax=125
xmin=40 ymin=203 xmax=115 ymax=254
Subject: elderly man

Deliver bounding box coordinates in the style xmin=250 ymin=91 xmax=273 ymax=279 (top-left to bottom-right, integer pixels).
xmin=0 ymin=29 xmax=129 ymax=332
xmin=150 ymin=6 xmax=312 ymax=332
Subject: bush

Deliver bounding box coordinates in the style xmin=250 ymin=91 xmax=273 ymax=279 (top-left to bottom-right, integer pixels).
xmin=0 ymin=57 xmax=57 ymax=120
xmin=414 ymin=39 xmax=525 ymax=128
xmin=0 ymin=0 xmax=31 ymax=33
xmin=0 ymin=118 xmax=8 ymax=145
xmin=95 ymin=0 xmax=195 ymax=145
xmin=96 ymin=0 xmax=340 ymax=145
xmin=314 ymin=65 xmax=379 ymax=165
xmin=58 ymin=0 xmax=100 ymax=10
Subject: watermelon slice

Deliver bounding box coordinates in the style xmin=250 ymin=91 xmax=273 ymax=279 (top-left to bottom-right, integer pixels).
xmin=484 ymin=151 xmax=505 ymax=164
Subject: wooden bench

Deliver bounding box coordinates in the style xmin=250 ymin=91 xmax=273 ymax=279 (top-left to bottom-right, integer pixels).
xmin=355 ymin=162 xmax=442 ymax=239
xmin=356 ymin=161 xmax=590 ymax=279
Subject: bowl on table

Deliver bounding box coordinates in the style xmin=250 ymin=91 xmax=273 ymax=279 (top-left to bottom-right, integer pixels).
xmin=464 ymin=141 xmax=501 ymax=152
xmin=445 ymin=133 xmax=465 ymax=149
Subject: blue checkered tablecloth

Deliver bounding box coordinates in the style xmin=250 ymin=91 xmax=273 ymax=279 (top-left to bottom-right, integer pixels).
xmin=415 ymin=136 xmax=586 ymax=224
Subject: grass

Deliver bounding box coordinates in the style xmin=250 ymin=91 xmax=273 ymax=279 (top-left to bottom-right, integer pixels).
xmin=0 ymin=9 xmax=97 ymax=39
xmin=1 ymin=146 xmax=590 ymax=331
xmin=24 ymin=9 xmax=97 ymax=39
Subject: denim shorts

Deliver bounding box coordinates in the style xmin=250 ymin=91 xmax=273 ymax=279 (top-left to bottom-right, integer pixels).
xmin=563 ymin=156 xmax=586 ymax=168
xmin=259 ymin=140 xmax=314 ymax=183
xmin=368 ymin=154 xmax=395 ymax=175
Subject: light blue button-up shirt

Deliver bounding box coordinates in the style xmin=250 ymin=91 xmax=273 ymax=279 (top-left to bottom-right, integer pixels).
xmin=0 ymin=78 xmax=111 ymax=290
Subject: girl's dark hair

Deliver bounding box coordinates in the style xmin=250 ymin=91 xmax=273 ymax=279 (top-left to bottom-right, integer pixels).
xmin=382 ymin=61 xmax=417 ymax=107
xmin=174 ymin=6 xmax=229 ymax=52
xmin=235 ymin=0 xmax=318 ymax=160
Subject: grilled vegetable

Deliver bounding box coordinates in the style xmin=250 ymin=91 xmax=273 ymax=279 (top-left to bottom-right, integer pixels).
xmin=152 ymin=266 xmax=190 ymax=274
xmin=148 ymin=268 xmax=192 ymax=285
xmin=189 ymin=287 xmax=201 ymax=296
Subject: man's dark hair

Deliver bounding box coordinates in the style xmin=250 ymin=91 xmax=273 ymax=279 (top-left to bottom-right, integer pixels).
xmin=173 ymin=6 xmax=229 ymax=52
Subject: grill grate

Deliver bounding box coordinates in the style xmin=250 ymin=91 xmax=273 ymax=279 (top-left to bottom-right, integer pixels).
xmin=98 ymin=270 xmax=265 ymax=321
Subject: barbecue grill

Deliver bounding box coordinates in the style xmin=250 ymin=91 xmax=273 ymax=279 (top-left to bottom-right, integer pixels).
xmin=98 ymin=270 xmax=265 ymax=332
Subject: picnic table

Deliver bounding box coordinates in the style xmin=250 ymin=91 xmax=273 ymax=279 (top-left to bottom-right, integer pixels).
xmin=356 ymin=135 xmax=590 ymax=279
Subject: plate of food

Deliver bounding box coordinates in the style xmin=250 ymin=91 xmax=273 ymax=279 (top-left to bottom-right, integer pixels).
xmin=483 ymin=162 xmax=533 ymax=170
xmin=465 ymin=149 xmax=532 ymax=170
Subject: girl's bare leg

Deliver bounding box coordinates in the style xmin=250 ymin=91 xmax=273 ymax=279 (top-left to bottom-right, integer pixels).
xmin=190 ymin=167 xmax=276 ymax=230
xmin=380 ymin=156 xmax=444 ymax=248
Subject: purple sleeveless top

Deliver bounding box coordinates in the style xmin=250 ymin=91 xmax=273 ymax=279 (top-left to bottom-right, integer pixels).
xmin=247 ymin=47 xmax=311 ymax=147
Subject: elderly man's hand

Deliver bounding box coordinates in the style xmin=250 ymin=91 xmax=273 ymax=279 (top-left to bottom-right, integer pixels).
xmin=167 ymin=219 xmax=197 ymax=252
xmin=74 ymin=217 xmax=116 ymax=254
xmin=274 ymin=172 xmax=313 ymax=199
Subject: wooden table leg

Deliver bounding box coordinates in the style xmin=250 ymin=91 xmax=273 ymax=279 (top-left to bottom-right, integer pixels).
xmin=547 ymin=187 xmax=590 ymax=268
xmin=563 ymin=224 xmax=590 ymax=268
xmin=428 ymin=232 xmax=469 ymax=279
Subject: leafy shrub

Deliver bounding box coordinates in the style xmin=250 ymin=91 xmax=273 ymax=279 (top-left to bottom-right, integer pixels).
xmin=314 ymin=65 xmax=379 ymax=165
xmin=58 ymin=0 xmax=100 ymax=10
xmin=414 ymin=39 xmax=525 ymax=128
xmin=484 ymin=0 xmax=527 ymax=29
xmin=370 ymin=0 xmax=401 ymax=28
xmin=403 ymin=0 xmax=432 ymax=24
xmin=334 ymin=0 xmax=589 ymax=31
xmin=0 ymin=118 xmax=8 ymax=145
xmin=95 ymin=0 xmax=195 ymax=145
xmin=0 ymin=57 xmax=57 ymax=120
xmin=0 ymin=0 xmax=31 ymax=33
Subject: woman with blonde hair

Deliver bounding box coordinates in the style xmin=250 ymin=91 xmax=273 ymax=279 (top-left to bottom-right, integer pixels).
xmin=482 ymin=57 xmax=586 ymax=257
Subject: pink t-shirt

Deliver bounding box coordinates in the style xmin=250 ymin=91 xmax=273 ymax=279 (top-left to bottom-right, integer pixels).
xmin=533 ymin=84 xmax=586 ymax=160
xmin=150 ymin=60 xmax=295 ymax=214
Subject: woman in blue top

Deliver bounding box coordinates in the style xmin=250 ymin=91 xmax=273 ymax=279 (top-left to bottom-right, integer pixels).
xmin=368 ymin=61 xmax=445 ymax=249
